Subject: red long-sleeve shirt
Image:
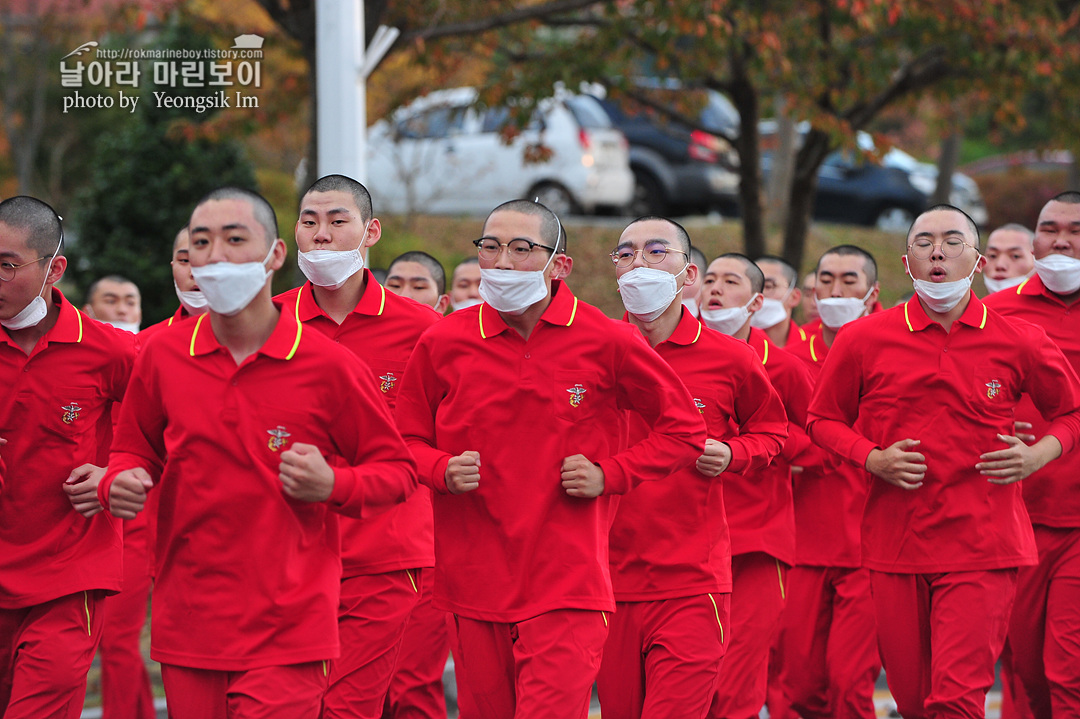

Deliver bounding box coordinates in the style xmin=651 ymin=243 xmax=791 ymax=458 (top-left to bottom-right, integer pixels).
xmin=609 ymin=309 xmax=787 ymax=601
xmin=277 ymin=273 xmax=441 ymax=576
xmin=785 ymin=328 xmax=870 ymax=568
xmin=721 ymin=328 xmax=814 ymax=566
xmin=807 ymin=294 xmax=1080 ymax=573
xmin=0 ymin=289 xmax=135 ymax=608
xmin=985 ymin=275 xmax=1080 ymax=528
xmin=99 ymin=308 xmax=417 ymax=670
xmin=395 ymin=281 xmax=706 ymax=622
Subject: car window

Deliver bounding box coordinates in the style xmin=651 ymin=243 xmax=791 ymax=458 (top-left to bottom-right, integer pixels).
xmin=564 ymin=96 xmax=613 ymax=129
xmin=701 ymin=93 xmax=739 ymax=135
xmin=479 ymin=105 xmax=544 ymax=133
xmin=480 ymin=106 xmax=511 ymax=133
xmin=397 ymin=105 xmax=466 ymax=139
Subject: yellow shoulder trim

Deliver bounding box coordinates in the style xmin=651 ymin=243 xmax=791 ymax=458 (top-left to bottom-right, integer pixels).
xmin=1016 ymin=276 xmax=1032 ymax=294
xmin=75 ymin=308 xmax=84 ymax=343
xmin=809 ymin=334 xmax=818 ymax=363
xmin=479 ymin=304 xmax=488 ymax=339
xmin=189 ymin=313 xmax=208 ymax=356
xmin=377 ymin=282 xmax=386 ymax=316
xmin=903 ymin=302 xmax=914 ymax=332
xmin=760 ymin=337 xmax=770 ymax=366
xmin=797 ymin=324 xmax=807 ymax=342
xmin=692 ymin=320 xmax=702 ymax=343
xmin=979 ymin=303 xmax=988 ymax=330
xmin=285 ymin=316 xmax=303 ymax=360
xmin=566 ymin=296 xmax=578 ymax=326
xmin=294 ymin=284 xmax=305 ymax=323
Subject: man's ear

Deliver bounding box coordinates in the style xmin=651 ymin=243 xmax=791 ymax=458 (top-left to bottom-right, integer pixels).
xmin=683 ymin=263 xmax=698 ymax=290
xmin=48 ymin=255 xmax=68 ymax=286
xmin=785 ymin=287 xmax=802 ymax=310
xmin=364 ymin=218 xmax=382 ymax=250
xmin=551 ymin=254 xmax=573 ymax=280
xmin=866 ymin=282 xmax=881 ymax=310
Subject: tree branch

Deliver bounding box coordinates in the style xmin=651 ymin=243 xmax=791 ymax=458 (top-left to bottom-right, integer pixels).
xmin=842 ymin=47 xmax=950 ymax=129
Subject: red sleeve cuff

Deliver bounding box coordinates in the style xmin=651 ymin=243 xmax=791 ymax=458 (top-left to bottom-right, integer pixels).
xmin=97 ymin=474 xmax=115 ymax=509
xmin=427 ymin=455 xmax=453 ymax=495
xmin=599 ymin=459 xmax=628 ymax=495
xmin=329 ymin=467 xmax=355 ymax=507
xmin=853 ymin=437 xmax=878 ymax=470
xmin=725 ymin=441 xmax=749 ymax=474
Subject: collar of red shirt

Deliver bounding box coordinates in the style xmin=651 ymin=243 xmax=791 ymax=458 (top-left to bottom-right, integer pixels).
xmin=166 ymin=305 xmax=192 ymax=327
xmin=902 ymin=291 xmax=988 ymax=332
xmin=1014 ymin=272 xmax=1070 ymax=305
xmin=747 ymin=327 xmax=772 ymax=365
xmin=618 ymin=305 xmax=703 ymax=346
xmin=187 ymin=306 xmax=304 ymax=361
xmin=293 ymin=269 xmax=386 ymax=322
xmin=0 ymin=288 xmax=84 ymax=349
xmin=477 ymin=279 xmax=579 ymax=340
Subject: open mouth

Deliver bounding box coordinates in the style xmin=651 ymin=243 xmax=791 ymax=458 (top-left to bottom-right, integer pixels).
xmin=929 ymin=266 xmax=948 ymax=281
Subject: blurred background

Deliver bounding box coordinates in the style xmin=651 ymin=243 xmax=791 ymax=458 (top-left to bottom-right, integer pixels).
xmin=1 ymin=0 xmax=1077 ymax=320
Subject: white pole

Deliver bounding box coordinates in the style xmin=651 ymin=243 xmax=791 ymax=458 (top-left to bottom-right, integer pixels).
xmin=315 ymin=0 xmax=365 ymax=182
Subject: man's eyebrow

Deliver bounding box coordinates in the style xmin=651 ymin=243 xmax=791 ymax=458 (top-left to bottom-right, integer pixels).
xmin=300 ymin=207 xmax=351 ymax=217
xmin=913 ymin=228 xmax=967 ymax=238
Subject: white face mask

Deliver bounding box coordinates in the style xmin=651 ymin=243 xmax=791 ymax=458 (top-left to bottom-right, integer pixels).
xmin=700 ymin=294 xmax=760 ymax=336
xmin=2 ymin=233 xmax=63 ymax=331
xmin=815 ymin=286 xmax=874 ymax=329
xmin=478 ymin=218 xmax=562 ymax=315
xmin=452 ymin=297 xmax=483 ymax=312
xmin=174 ymin=281 xmax=209 ymax=314
xmin=105 ymin=319 xmax=140 ymax=333
xmin=618 ymin=265 xmax=686 ymax=322
xmin=296 ymin=220 xmax=370 ymax=290
xmin=910 ymin=258 xmax=979 ymax=314
xmin=1035 ymin=254 xmax=1080 ymax=295
xmin=982 ymin=273 xmax=1030 ymax=295
xmin=750 ymin=284 xmax=794 ymax=329
xmin=190 ymin=242 xmax=276 ymax=317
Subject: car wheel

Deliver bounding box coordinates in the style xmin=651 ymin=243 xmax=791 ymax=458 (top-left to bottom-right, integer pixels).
xmin=529 ymin=183 xmax=577 ymax=217
xmin=874 ymin=206 xmax=915 ymax=233
xmin=628 ymin=170 xmax=666 ymax=216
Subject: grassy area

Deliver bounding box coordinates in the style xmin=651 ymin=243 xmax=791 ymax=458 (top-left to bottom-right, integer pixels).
xmin=370 ymin=213 xmax=929 ymax=317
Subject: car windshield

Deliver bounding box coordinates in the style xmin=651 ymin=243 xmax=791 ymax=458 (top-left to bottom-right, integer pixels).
xmin=564 ymin=96 xmax=613 ymax=129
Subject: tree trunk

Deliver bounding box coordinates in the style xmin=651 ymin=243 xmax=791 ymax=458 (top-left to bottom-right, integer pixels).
xmin=932 ymin=132 xmax=961 ymax=206
xmin=302 ymin=44 xmax=318 ymax=197
xmin=782 ymin=128 xmax=831 ymax=272
xmin=728 ymin=58 xmax=764 ymax=259
xmin=764 ymin=94 xmax=796 ymax=231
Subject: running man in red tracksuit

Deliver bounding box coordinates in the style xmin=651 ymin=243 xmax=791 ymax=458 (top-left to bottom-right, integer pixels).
xmin=985 ymin=192 xmax=1080 ymax=718
xmin=395 ymin=200 xmax=706 ymax=719
xmin=274 ymin=175 xmax=443 ymax=719
xmin=100 ymin=187 xmax=418 ymax=719
xmin=697 ymin=253 xmax=816 ymax=719
xmin=782 ymin=245 xmax=882 ymax=719
xmin=808 ymin=205 xmax=1080 ymax=719
xmin=597 ymin=217 xmax=788 ymax=719
xmin=0 ymin=196 xmax=136 ymax=719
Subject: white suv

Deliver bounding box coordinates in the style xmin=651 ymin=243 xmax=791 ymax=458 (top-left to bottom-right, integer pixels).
xmin=365 ymin=87 xmax=634 ymax=216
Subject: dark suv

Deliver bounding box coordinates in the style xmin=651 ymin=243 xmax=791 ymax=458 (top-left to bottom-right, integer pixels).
xmin=589 ymin=91 xmax=740 ymax=216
